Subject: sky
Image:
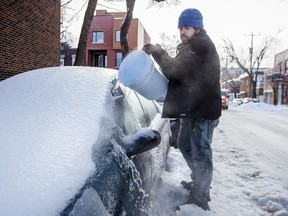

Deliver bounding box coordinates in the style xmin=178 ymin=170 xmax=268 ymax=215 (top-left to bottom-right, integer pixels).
xmin=67 ymin=0 xmax=288 ymax=67
xmin=1 ymin=67 xmax=288 ymax=215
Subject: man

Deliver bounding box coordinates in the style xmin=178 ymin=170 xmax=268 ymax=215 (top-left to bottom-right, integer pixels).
xmin=142 ymin=8 xmax=222 ymax=211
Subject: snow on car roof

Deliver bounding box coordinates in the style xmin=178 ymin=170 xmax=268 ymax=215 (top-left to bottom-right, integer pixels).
xmin=0 ymin=66 xmax=117 ymax=216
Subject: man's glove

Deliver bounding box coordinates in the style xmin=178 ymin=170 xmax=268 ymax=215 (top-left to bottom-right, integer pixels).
xmin=142 ymin=43 xmax=161 ymax=55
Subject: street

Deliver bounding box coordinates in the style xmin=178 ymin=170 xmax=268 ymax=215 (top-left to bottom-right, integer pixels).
xmin=153 ymin=104 xmax=288 ymax=216
xmin=217 ymin=107 xmax=288 ymax=184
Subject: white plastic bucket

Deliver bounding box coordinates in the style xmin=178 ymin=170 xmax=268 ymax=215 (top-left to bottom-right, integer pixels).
xmin=119 ymin=50 xmax=168 ymax=101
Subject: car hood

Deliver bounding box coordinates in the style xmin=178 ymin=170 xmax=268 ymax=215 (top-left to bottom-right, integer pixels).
xmin=0 ymin=67 xmax=117 ymax=216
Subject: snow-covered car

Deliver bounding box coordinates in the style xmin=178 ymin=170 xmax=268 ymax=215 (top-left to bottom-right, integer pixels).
xmin=0 ymin=67 xmax=171 ymax=216
xmin=231 ymin=98 xmax=243 ymax=106
xmin=242 ymin=97 xmax=260 ymax=103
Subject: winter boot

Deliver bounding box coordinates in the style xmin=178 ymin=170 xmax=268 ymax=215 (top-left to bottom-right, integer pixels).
xmin=185 ymin=192 xmax=210 ymax=211
xmin=181 ymin=180 xmax=193 ymax=191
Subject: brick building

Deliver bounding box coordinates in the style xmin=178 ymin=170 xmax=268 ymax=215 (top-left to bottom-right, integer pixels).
xmin=86 ymin=10 xmax=151 ymax=69
xmin=220 ymin=67 xmax=244 ymax=98
xmin=238 ymin=69 xmax=266 ymax=100
xmin=264 ymin=49 xmax=288 ymax=105
xmin=220 ymin=67 xmax=244 ymax=86
xmin=0 ymin=0 xmax=60 ymax=81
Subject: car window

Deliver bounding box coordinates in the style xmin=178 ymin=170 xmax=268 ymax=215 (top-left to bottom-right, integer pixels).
xmin=122 ymin=89 xmax=147 ymax=135
xmin=122 ymin=99 xmax=141 ymax=135
xmin=126 ymin=90 xmax=148 ymax=127
xmin=118 ymin=84 xmax=161 ymax=134
xmin=135 ymin=93 xmax=159 ymax=125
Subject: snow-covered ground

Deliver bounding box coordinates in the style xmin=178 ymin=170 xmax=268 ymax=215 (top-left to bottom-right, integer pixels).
xmin=148 ymin=102 xmax=288 ymax=216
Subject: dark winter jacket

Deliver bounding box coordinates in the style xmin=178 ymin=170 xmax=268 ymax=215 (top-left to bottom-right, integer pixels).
xmin=151 ymin=29 xmax=222 ymax=120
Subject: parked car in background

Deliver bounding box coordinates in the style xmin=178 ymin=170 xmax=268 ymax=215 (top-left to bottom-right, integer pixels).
xmin=221 ymin=89 xmax=230 ymax=110
xmin=0 ymin=67 xmax=171 ymax=216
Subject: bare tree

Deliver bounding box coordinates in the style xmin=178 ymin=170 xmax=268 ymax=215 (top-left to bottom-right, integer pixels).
xmin=120 ymin=0 xmax=136 ymax=58
xmin=158 ymin=33 xmax=180 ymax=57
xmin=220 ymin=57 xmax=240 ymax=98
xmin=149 ymin=0 xmax=180 ymax=7
xmin=60 ymin=0 xmax=87 ymax=43
xmin=221 ymin=37 xmax=275 ymax=98
xmin=61 ymin=0 xmax=74 ymax=41
xmin=74 ymin=0 xmax=98 ymax=66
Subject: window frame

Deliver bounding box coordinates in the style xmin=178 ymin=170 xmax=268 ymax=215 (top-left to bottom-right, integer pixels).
xmin=115 ymin=51 xmax=122 ymax=67
xmin=115 ymin=30 xmax=128 ymax=43
xmin=92 ymin=31 xmax=104 ymax=44
xmin=115 ymin=30 xmax=120 ymax=42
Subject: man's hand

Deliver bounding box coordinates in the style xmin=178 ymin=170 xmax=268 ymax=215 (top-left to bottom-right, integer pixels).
xmin=142 ymin=43 xmax=161 ymax=55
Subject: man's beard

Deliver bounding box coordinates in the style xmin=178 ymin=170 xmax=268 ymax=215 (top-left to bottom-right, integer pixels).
xmin=181 ymin=35 xmax=188 ymax=43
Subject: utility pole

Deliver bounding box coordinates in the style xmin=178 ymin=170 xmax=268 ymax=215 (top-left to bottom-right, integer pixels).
xmin=245 ymin=32 xmax=260 ymax=70
xmin=245 ymin=32 xmax=260 ymax=97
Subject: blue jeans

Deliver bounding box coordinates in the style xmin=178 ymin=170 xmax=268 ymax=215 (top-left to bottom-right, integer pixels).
xmin=177 ymin=118 xmax=219 ymax=203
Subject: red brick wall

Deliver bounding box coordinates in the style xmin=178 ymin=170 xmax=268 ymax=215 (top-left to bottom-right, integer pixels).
xmin=0 ymin=0 xmax=60 ymax=81
xmin=86 ymin=15 xmax=114 ymax=67
xmin=87 ymin=11 xmax=151 ymax=69
xmin=113 ymin=18 xmax=138 ymax=50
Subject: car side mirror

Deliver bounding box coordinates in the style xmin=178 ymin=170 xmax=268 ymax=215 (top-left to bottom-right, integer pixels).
xmin=123 ymin=128 xmax=161 ymax=158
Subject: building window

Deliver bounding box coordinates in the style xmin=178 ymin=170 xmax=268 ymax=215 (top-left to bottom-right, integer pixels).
xmin=115 ymin=30 xmax=128 ymax=43
xmin=116 ymin=30 xmax=120 ymax=42
xmin=92 ymin=31 xmax=104 ymax=43
xmin=285 ymin=60 xmax=288 ymax=74
xmin=115 ymin=52 xmax=122 ymax=67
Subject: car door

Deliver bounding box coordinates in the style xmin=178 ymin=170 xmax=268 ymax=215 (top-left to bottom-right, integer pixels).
xmin=120 ymin=85 xmax=171 ymax=193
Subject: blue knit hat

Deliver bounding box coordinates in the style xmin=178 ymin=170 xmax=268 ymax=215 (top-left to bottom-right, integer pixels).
xmin=178 ymin=8 xmax=204 ymax=29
